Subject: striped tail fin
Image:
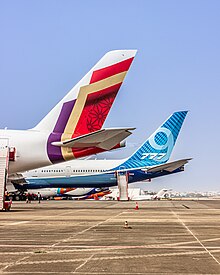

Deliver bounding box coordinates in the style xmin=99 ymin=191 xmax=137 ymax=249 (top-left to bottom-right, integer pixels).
xmin=116 ymin=111 xmax=188 ymax=169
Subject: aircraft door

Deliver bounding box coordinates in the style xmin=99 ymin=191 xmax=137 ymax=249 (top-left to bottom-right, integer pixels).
xmin=65 ymin=166 xmax=72 ymax=177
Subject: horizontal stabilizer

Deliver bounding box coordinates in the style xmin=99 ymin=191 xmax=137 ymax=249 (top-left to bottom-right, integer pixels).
xmin=145 ymin=158 xmax=192 ymax=173
xmin=51 ymin=128 xmax=135 ymax=150
xmin=8 ymin=173 xmax=27 ymax=189
xmin=8 ymin=173 xmax=26 ymax=183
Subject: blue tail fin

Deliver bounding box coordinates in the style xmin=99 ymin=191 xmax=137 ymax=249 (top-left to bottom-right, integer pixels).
xmin=117 ymin=111 xmax=188 ymax=169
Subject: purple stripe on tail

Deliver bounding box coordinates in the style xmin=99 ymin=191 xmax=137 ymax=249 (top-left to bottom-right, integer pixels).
xmin=54 ymin=100 xmax=76 ymax=133
xmin=47 ymin=99 xmax=76 ymax=163
xmin=47 ymin=132 xmax=64 ymax=163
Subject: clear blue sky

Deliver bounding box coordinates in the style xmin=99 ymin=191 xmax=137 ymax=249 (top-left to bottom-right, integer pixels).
xmin=1 ymin=0 xmax=220 ymax=191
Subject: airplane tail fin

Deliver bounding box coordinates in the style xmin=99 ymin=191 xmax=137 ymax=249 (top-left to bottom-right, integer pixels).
xmin=33 ymin=50 xmax=137 ymax=163
xmin=153 ymin=189 xmax=169 ymax=200
xmin=33 ymin=50 xmax=137 ymax=135
xmin=118 ymin=111 xmax=188 ymax=169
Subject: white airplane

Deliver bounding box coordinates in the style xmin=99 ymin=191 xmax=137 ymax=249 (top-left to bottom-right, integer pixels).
xmin=132 ymin=188 xmax=171 ymax=201
xmin=26 ymin=187 xmax=110 ymax=200
xmin=103 ymin=188 xmax=170 ymax=201
xmin=1 ymin=50 xmax=137 ymax=175
xmin=12 ymin=111 xmax=191 ymax=190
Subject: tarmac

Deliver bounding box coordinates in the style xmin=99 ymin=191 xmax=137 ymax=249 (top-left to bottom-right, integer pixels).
xmin=0 ymin=200 xmax=220 ymax=274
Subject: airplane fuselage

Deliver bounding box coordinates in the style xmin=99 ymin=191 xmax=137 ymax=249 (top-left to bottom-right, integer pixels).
xmin=0 ymin=129 xmax=124 ymax=174
xmin=20 ymin=160 xmax=183 ymax=190
xmin=0 ymin=129 xmax=50 ymax=174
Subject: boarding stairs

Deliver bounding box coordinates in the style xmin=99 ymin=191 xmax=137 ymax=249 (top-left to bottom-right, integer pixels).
xmin=0 ymin=139 xmax=9 ymax=210
xmin=116 ymin=170 xmax=129 ymax=201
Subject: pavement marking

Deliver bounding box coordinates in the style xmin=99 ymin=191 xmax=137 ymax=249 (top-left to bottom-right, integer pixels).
xmin=51 ymin=210 xmax=127 ymax=247
xmin=202 ymin=237 xmax=220 ymax=243
xmin=0 ymin=244 xmax=218 ymax=254
xmin=2 ymin=209 xmax=84 ymax=227
xmin=73 ymin=253 xmax=95 ymax=273
xmin=0 ymin=255 xmax=30 ymax=272
xmin=1 ymin=244 xmax=220 ymax=253
xmin=165 ymin=237 xmax=220 ymax=247
xmin=172 ymin=210 xmax=220 ymax=266
xmin=0 ymin=272 xmax=189 ymax=274
xmin=6 ymin=249 xmax=220 ymax=267
xmin=0 ymin=209 xmax=129 ymax=272
xmin=0 ymin=209 xmax=83 ymax=272
xmin=7 ymin=221 xmax=31 ymax=225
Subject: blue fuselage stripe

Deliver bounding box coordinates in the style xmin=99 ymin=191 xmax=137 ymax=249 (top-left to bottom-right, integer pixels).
xmin=23 ymin=168 xmax=183 ymax=190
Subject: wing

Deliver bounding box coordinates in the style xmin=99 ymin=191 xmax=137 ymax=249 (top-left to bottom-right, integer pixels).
xmin=51 ymin=127 xmax=135 ymax=150
xmin=143 ymin=158 xmax=192 ymax=173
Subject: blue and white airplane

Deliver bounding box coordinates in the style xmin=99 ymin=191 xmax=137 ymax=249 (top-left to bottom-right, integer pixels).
xmin=12 ymin=111 xmax=191 ymax=190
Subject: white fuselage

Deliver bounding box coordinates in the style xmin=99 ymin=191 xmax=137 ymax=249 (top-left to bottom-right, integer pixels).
xmin=28 ymin=187 xmax=104 ymax=198
xmin=0 ymin=129 xmax=51 ymax=174
xmin=28 ymin=188 xmax=57 ymax=198
xmin=24 ymin=159 xmax=124 ymax=178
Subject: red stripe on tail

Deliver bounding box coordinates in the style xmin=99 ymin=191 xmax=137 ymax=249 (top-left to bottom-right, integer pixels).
xmin=90 ymin=57 xmax=134 ymax=84
xmin=72 ymin=83 xmax=121 ymax=138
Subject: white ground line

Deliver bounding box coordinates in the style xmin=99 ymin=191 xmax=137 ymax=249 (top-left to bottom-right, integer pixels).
xmin=1 ymin=244 xmax=220 ymax=254
xmin=7 ymin=249 xmax=220 ymax=266
xmin=0 ymin=209 xmax=84 ymax=272
xmin=7 ymin=221 xmax=31 ymax=225
xmin=0 ymin=255 xmax=30 ymax=272
xmin=2 ymin=209 xmax=82 ymax=227
xmin=0 ymin=272 xmax=198 ymax=274
xmin=1 ymin=210 xmax=130 ymax=272
xmin=51 ymin=210 xmax=127 ymax=247
xmin=171 ymin=210 xmax=220 ymax=266
xmin=72 ymin=253 xmax=95 ymax=273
